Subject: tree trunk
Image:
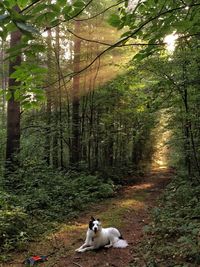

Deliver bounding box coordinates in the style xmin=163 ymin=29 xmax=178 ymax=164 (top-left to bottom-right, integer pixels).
xmin=1 ymin=40 xmax=6 ymax=123
xmin=6 ymin=6 xmax=22 ymax=170
xmin=71 ymin=21 xmax=81 ymax=167
xmin=44 ymin=28 xmax=53 ymax=165
xmin=107 ymin=123 xmax=114 ymax=167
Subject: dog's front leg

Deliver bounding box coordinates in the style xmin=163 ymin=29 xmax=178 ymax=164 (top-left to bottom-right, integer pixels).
xmin=77 ymin=245 xmax=95 ymax=252
xmin=75 ymin=242 xmax=88 ymax=252
xmin=75 ymin=235 xmax=92 ymax=252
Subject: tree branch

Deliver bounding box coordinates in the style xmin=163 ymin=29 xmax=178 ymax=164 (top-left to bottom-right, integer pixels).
xmin=44 ymin=3 xmax=200 ymax=88
xmin=67 ymin=28 xmax=166 ymax=47
xmin=20 ymin=0 xmax=43 ymax=13
xmin=44 ymin=0 xmax=94 ymax=32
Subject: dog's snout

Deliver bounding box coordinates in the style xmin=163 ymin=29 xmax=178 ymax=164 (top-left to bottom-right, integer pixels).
xmin=94 ymin=227 xmax=98 ymax=233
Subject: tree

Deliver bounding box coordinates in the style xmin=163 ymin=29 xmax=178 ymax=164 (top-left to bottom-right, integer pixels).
xmin=71 ymin=20 xmax=81 ymax=167
xmin=6 ymin=5 xmax=22 ymax=170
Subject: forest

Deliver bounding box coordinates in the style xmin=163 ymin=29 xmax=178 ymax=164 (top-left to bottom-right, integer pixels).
xmin=0 ymin=0 xmax=200 ymax=266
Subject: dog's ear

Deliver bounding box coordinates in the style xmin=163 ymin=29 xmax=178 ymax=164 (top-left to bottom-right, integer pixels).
xmin=90 ymin=216 xmax=95 ymax=221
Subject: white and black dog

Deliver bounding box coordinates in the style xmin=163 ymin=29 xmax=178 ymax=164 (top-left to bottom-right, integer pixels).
xmin=75 ymin=217 xmax=128 ymax=252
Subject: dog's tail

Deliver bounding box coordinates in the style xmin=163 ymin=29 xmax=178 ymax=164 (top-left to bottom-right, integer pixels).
xmin=113 ymin=237 xmax=128 ymax=248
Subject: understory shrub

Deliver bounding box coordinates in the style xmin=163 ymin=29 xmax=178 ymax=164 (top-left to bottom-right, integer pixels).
xmin=0 ymin=162 xmax=114 ymax=255
xmin=97 ymin=165 xmax=145 ymax=185
xmin=17 ymin=165 xmax=114 ymax=219
xmin=132 ymin=175 xmax=200 ymax=266
xmin=0 ymin=192 xmax=29 ymax=254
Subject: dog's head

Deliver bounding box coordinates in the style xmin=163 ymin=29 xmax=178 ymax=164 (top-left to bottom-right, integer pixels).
xmin=89 ymin=217 xmax=102 ymax=234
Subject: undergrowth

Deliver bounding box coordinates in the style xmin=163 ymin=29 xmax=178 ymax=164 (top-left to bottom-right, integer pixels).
xmin=130 ymin=174 xmax=200 ymax=267
xmin=0 ymin=161 xmax=116 ymax=260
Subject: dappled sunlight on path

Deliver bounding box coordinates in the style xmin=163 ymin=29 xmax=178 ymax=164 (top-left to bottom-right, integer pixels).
xmin=6 ymin=166 xmax=173 ymax=267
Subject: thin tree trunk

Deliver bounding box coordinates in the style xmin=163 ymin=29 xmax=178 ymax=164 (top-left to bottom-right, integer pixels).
xmin=94 ymin=110 xmax=100 ymax=169
xmin=108 ymin=123 xmax=114 ymax=167
xmin=1 ymin=41 xmax=6 ymax=123
xmin=71 ymin=21 xmax=81 ymax=167
xmin=55 ymin=26 xmax=63 ymax=168
xmin=45 ymin=28 xmax=53 ymax=165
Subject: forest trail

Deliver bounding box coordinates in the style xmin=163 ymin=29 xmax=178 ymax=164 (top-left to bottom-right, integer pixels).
xmin=7 ymin=166 xmax=173 ymax=267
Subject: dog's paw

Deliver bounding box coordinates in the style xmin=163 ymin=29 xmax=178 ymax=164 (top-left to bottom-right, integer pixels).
xmin=75 ymin=248 xmax=84 ymax=253
xmin=76 ymin=249 xmax=85 ymax=253
xmin=104 ymin=244 xmax=112 ymax=248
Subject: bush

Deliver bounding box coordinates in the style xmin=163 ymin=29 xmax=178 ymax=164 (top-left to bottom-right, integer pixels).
xmin=13 ymin=165 xmax=114 ymax=219
xmin=0 ymin=162 xmax=114 ymax=255
xmin=138 ymin=175 xmax=200 ymax=266
xmin=97 ymin=165 xmax=144 ymax=185
xmin=0 ymin=192 xmax=29 ymax=253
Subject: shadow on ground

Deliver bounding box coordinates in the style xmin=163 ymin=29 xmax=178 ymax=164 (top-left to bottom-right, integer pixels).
xmin=7 ymin=167 xmax=173 ymax=267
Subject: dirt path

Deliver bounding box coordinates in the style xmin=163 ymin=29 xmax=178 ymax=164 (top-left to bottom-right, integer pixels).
xmin=7 ymin=167 xmax=173 ymax=267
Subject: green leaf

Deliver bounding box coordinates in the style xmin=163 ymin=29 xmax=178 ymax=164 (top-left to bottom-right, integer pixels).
xmin=17 ymin=0 xmax=28 ymax=9
xmin=63 ymin=5 xmax=72 ymax=20
xmin=16 ymin=22 xmax=39 ymax=34
xmin=36 ymin=94 xmax=45 ymax=101
xmin=73 ymin=0 xmax=85 ymax=8
xmin=31 ymin=3 xmax=48 ymax=14
xmin=36 ymin=11 xmax=56 ymax=25
xmin=6 ymin=91 xmax=12 ymax=101
xmin=133 ymin=52 xmax=147 ymax=61
xmin=22 ymin=101 xmax=33 ymax=109
xmin=3 ymin=0 xmax=16 ymax=8
xmin=6 ymin=21 xmax=17 ymax=32
xmin=173 ymin=20 xmax=193 ymax=32
xmin=0 ymin=89 xmax=6 ymax=96
xmin=49 ymin=3 xmax=61 ymax=13
xmin=14 ymin=89 xmax=21 ymax=100
xmin=50 ymin=19 xmax=60 ymax=27
xmin=0 ymin=27 xmax=8 ymax=39
xmin=9 ymin=9 xmax=25 ymax=22
xmin=0 ymin=14 xmax=9 ymax=21
xmin=58 ymin=0 xmax=67 ymax=6
xmin=107 ymin=14 xmax=121 ymax=28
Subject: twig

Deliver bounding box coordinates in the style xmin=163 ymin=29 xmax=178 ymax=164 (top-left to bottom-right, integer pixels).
xmin=73 ymin=262 xmax=83 ymax=267
xmin=20 ymin=0 xmax=43 ymax=13
xmin=44 ymin=0 xmax=94 ymax=32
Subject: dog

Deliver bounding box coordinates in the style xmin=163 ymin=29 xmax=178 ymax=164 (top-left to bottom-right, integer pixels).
xmin=75 ymin=217 xmax=128 ymax=252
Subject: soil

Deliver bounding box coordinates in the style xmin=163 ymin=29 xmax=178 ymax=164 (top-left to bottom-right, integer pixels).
xmin=6 ymin=167 xmax=173 ymax=267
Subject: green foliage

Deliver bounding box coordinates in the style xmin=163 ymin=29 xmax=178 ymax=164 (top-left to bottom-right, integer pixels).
xmin=0 ymin=191 xmax=29 ymax=253
xmin=5 ymin=161 xmax=114 ymax=219
xmin=107 ymin=14 xmax=122 ymax=28
xmin=0 ymin=161 xmax=114 ymax=256
xmin=90 ymin=71 xmax=157 ymax=169
xmin=15 ymin=22 xmax=39 ymax=35
xmin=110 ymin=1 xmax=200 ymax=61
xmin=139 ymin=175 xmax=200 ymax=266
xmin=8 ymin=62 xmax=46 ymax=109
xmin=0 ymin=0 xmax=91 ymax=41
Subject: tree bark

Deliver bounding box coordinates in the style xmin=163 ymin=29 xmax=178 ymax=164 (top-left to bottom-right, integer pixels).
xmin=44 ymin=27 xmax=53 ymax=165
xmin=71 ymin=21 xmax=81 ymax=167
xmin=6 ymin=6 xmax=22 ymax=170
